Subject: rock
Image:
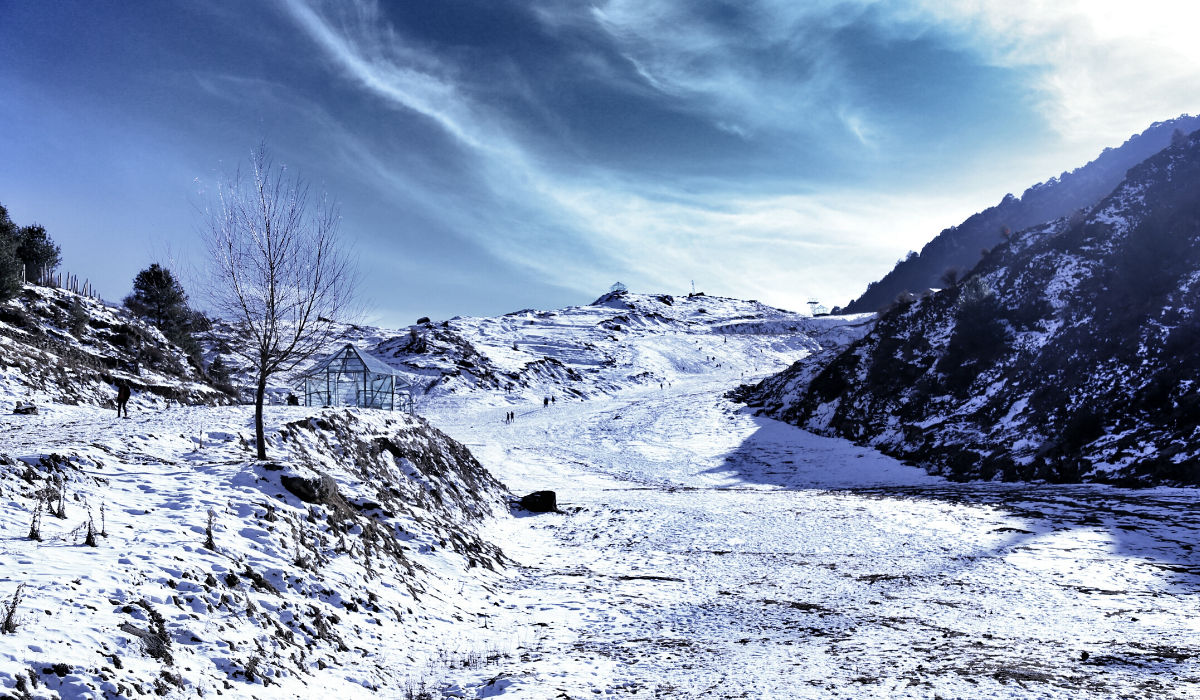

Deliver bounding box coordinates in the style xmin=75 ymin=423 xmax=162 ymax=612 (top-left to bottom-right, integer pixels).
xmin=281 ymin=474 xmax=337 ymax=504
xmin=519 ymin=490 xmax=558 ymax=513
xmin=12 ymin=402 xmax=38 ymax=415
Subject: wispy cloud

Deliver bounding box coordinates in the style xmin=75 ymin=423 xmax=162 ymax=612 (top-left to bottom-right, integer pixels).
xmin=282 ymin=0 xmax=500 ymax=154
xmin=577 ymin=0 xmax=870 ymax=142
xmin=884 ymin=1 xmax=1200 ymax=154
xmin=278 ymin=0 xmax=913 ymax=308
xmin=279 ymin=0 xmax=1200 ymax=314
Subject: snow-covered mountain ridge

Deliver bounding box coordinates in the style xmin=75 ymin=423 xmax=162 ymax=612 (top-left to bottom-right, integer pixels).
xmin=843 ymin=114 xmax=1200 ymax=314
xmin=745 ymin=129 xmax=1200 ymax=485
xmin=372 ymin=291 xmax=832 ymax=404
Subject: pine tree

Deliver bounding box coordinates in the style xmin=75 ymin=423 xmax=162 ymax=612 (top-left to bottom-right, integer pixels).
xmin=124 ymin=263 xmax=201 ymax=359
xmin=15 ymin=224 xmax=60 ymax=276
xmin=0 ymin=205 xmax=25 ymax=301
xmin=125 ymin=264 xmax=187 ymax=327
xmin=207 ymin=354 xmax=233 ymax=388
xmin=0 ymin=247 xmax=20 ymax=302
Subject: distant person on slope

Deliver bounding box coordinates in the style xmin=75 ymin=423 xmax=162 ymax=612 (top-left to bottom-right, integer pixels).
xmin=116 ymin=382 xmax=131 ymax=419
xmin=543 ymin=397 xmax=549 ymax=408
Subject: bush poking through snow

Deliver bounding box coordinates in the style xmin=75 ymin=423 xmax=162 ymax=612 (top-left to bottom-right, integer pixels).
xmin=1 ymin=584 xmax=25 ymax=634
xmin=27 ymin=497 xmax=43 ymax=541
xmin=204 ymin=508 xmax=216 ymax=551
xmin=51 ymin=475 xmax=67 ymax=520
xmin=84 ymin=507 xmax=98 ymax=547
xmin=118 ymin=600 xmax=173 ymax=664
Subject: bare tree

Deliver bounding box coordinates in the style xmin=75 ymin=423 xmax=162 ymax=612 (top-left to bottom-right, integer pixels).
xmin=939 ymin=267 xmax=964 ymax=289
xmin=202 ymin=144 xmax=357 ymax=459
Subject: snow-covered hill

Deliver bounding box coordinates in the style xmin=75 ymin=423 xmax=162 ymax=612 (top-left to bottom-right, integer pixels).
xmin=210 ymin=290 xmax=873 ymax=412
xmin=0 ymin=404 xmax=514 ymax=698
xmin=3 ymin=277 xmax=1198 ymax=697
xmin=378 ymin=291 xmax=873 ymax=408
xmin=746 ymin=128 xmax=1200 ymax=485
xmin=0 ymin=286 xmax=880 ymax=698
xmin=0 ymin=285 xmax=228 ymax=409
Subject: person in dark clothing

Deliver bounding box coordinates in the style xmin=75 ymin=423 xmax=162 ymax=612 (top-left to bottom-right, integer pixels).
xmin=116 ymin=382 xmax=131 ymax=419
xmin=543 ymin=397 xmax=549 ymax=408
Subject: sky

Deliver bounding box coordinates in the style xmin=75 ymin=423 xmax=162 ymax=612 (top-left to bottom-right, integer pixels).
xmin=2 ymin=0 xmax=1200 ymax=327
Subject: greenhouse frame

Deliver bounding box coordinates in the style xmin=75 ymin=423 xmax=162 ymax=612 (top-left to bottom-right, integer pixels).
xmin=301 ymin=344 xmax=413 ymax=412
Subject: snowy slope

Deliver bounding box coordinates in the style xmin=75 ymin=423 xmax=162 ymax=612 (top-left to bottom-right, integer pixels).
xmin=205 ymin=290 xmax=871 ymax=412
xmin=747 ymin=128 xmax=1200 ymax=485
xmin=0 ymin=404 xmax=516 ymax=698
xmin=0 ymin=285 xmax=228 ymax=409
xmin=2 ymin=281 xmax=1198 ymax=698
xmin=843 ymin=114 xmax=1200 ymax=314
xmin=422 ymin=368 xmax=1200 ymax=698
xmin=0 ymin=289 xmax=878 ymax=698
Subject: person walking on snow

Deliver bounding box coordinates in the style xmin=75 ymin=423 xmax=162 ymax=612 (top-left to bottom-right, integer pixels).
xmin=543 ymin=397 xmax=549 ymax=408
xmin=116 ymin=382 xmax=131 ymax=419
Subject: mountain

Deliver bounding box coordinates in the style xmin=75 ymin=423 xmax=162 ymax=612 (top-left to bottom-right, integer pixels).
xmin=841 ymin=114 xmax=1200 ymax=314
xmin=745 ymin=128 xmax=1200 ymax=485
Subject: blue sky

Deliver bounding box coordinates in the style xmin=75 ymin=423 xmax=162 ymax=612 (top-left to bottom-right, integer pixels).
xmin=2 ymin=0 xmax=1199 ymax=326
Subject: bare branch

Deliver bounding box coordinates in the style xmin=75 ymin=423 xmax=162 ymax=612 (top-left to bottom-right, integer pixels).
xmin=200 ymin=143 xmax=360 ymax=459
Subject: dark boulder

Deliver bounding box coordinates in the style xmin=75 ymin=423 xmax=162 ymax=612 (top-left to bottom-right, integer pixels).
xmin=519 ymin=490 xmax=558 ymax=513
xmin=281 ymin=474 xmax=338 ymax=504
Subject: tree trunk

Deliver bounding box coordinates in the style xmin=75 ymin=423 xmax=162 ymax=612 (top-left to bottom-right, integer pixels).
xmin=254 ymin=372 xmax=268 ymax=461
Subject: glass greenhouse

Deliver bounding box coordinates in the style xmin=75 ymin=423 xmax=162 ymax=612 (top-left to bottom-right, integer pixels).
xmin=302 ymin=344 xmax=413 ymax=411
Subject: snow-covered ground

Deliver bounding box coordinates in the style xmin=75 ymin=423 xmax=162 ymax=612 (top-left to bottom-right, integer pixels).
xmin=0 ymin=404 xmax=519 ymax=699
xmin=424 ymin=372 xmax=1200 ymax=698
xmin=2 ymin=289 xmax=1198 ymax=698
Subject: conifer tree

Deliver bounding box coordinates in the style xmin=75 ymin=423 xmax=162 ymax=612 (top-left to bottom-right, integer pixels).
xmin=124 ymin=263 xmax=202 ymax=358
xmin=0 ymin=205 xmax=27 ymax=300
xmin=15 ymin=224 xmax=60 ymax=276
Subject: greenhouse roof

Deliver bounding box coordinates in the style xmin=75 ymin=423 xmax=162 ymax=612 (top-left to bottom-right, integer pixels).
xmin=304 ymin=344 xmax=401 ymax=377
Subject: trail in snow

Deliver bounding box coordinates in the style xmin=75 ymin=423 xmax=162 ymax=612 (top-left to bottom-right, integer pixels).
xmin=427 ymin=375 xmax=1200 ymax=698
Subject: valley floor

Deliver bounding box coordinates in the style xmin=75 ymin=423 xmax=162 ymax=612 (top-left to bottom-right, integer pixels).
xmin=2 ymin=369 xmax=1197 ymax=698
xmin=424 ymin=376 xmax=1200 ymax=698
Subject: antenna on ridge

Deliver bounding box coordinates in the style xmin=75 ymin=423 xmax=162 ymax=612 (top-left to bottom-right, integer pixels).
xmin=691 ymin=280 xmax=695 ymax=294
